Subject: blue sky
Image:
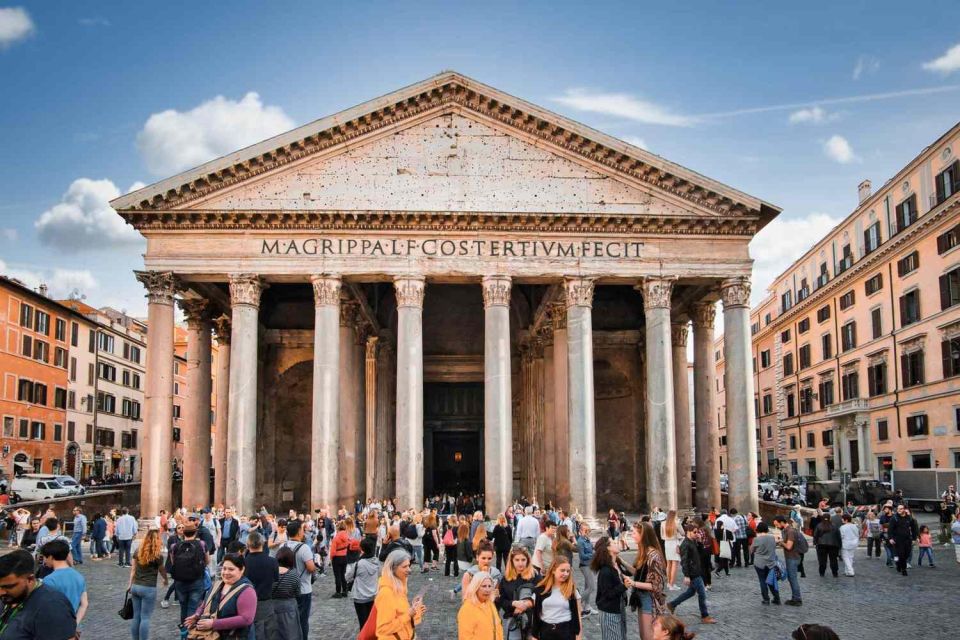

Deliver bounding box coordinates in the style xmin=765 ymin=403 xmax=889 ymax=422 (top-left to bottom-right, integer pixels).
xmin=1 ymin=1 xmax=959 ymax=314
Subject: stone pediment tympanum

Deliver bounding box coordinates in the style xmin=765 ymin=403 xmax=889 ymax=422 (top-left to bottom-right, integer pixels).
xmin=112 ymin=71 xmax=779 ymax=236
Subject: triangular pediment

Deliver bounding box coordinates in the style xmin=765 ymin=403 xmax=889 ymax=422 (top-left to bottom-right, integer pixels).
xmin=112 ymin=71 xmax=779 ymax=228
xmin=185 ymin=111 xmax=703 ymax=218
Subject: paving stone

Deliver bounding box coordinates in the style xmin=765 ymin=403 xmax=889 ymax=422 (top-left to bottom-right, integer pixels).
xmin=73 ymin=541 xmax=960 ymax=639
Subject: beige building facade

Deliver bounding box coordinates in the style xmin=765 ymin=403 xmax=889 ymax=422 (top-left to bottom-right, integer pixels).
xmin=111 ymin=72 xmax=780 ymax=517
xmin=717 ymin=122 xmax=960 ymax=483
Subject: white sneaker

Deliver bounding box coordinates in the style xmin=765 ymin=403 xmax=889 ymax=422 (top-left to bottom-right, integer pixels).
xmin=907 ymin=563 xmax=912 ymax=569
xmin=160 ymin=600 xmax=170 ymax=609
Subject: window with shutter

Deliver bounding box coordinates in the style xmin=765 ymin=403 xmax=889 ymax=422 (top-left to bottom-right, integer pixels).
xmin=871 ymin=307 xmax=882 ymax=339
xmin=935 ymin=160 xmax=960 ymax=204
xmin=942 ymin=337 xmax=960 ymax=378
xmin=901 ymin=350 xmax=925 ymax=388
xmin=940 ymin=268 xmax=960 ymax=310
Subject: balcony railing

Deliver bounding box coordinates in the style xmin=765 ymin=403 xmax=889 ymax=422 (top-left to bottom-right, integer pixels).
xmin=825 ymin=398 xmax=868 ymax=417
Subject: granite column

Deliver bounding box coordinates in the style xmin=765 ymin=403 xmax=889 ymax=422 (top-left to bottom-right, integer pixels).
xmin=482 ymin=275 xmax=513 ymax=517
xmin=180 ymin=299 xmax=213 ymax=510
xmin=565 ymin=278 xmax=596 ymax=517
xmin=212 ymin=317 xmax=231 ymax=507
xmin=691 ymin=302 xmax=720 ymax=511
xmin=310 ymin=275 xmax=341 ymax=511
xmin=640 ymin=278 xmax=677 ymax=511
xmin=721 ymin=277 xmax=759 ymax=514
xmin=135 ymin=271 xmax=178 ymax=516
xmin=394 ymin=276 xmax=425 ymax=511
xmin=671 ymin=320 xmax=692 ymax=509
xmin=226 ymin=274 xmax=264 ymax=515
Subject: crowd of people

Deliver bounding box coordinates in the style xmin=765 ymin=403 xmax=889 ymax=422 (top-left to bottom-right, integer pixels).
xmin=1 ymin=486 xmax=957 ymax=639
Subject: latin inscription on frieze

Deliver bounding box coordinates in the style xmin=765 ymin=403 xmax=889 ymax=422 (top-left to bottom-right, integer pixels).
xmin=262 ymin=237 xmax=644 ymax=259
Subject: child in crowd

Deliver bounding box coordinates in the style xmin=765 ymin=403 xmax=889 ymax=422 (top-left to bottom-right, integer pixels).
xmin=916 ymin=525 xmax=935 ymax=567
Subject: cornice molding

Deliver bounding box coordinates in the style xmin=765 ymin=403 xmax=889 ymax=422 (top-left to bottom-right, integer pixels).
xmin=115 ymin=80 xmax=763 ymax=219
xmin=119 ymin=209 xmax=759 ymax=236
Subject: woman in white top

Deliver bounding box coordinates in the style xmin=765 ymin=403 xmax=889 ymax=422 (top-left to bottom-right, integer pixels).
xmin=410 ymin=514 xmax=426 ymax=570
xmin=661 ymin=510 xmax=681 ymax=590
xmin=531 ymin=556 xmax=581 ymax=640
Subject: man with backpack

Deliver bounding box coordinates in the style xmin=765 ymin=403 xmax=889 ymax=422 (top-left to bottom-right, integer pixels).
xmin=282 ymin=519 xmax=317 ymax=640
xmin=773 ymin=515 xmax=807 ymax=606
xmin=170 ymin=525 xmax=208 ymax=632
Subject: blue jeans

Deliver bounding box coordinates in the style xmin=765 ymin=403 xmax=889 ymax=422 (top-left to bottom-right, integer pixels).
xmin=130 ymin=584 xmax=157 ymax=640
xmin=754 ymin=565 xmax=779 ymax=602
xmin=884 ymin=541 xmax=895 ymax=565
xmin=174 ymin=578 xmax=205 ymax=627
xmin=668 ymin=576 xmax=709 ymax=618
xmin=917 ymin=547 xmax=934 ymax=565
xmin=296 ymin=592 xmax=312 ymax=640
xmin=413 ymin=545 xmax=424 ymax=568
xmin=71 ymin=531 xmax=85 ymax=563
xmin=117 ymin=539 xmax=133 ymax=565
xmin=785 ymin=557 xmax=802 ymax=601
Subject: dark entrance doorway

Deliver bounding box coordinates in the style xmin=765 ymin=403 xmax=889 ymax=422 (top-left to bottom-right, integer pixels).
xmin=848 ymin=440 xmax=860 ymax=476
xmin=424 ymin=382 xmax=483 ymax=495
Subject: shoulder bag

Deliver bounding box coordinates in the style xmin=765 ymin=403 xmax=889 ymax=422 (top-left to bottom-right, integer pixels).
xmin=118 ymin=589 xmax=134 ymax=620
xmin=186 ymin=581 xmax=250 ymax=640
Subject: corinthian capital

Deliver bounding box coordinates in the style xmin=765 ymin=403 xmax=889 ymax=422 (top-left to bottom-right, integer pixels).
xmin=690 ymin=301 xmax=717 ymax=328
xmin=550 ymin=302 xmax=567 ymax=331
xmin=481 ymin=275 xmax=512 ymax=308
xmin=212 ymin=315 xmax=232 ymax=345
xmin=671 ymin=322 xmax=689 ymax=348
xmin=311 ymin=274 xmax=342 ymax=307
xmin=394 ymin=276 xmax=426 ymax=309
xmin=228 ymin=274 xmax=265 ymax=308
xmin=178 ymin=298 xmax=211 ymax=328
xmin=135 ymin=271 xmax=180 ymax=306
xmin=720 ymin=277 xmax=751 ymax=309
xmin=637 ymin=277 xmax=675 ymax=310
xmin=563 ymin=278 xmax=595 ymax=308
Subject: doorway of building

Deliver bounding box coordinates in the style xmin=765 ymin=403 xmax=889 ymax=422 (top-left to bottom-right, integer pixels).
xmin=423 ymin=382 xmax=484 ymax=496
xmin=848 ymin=440 xmax=860 ymax=476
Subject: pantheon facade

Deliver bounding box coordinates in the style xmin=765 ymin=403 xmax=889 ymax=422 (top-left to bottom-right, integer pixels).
xmin=113 ymin=72 xmax=779 ymax=518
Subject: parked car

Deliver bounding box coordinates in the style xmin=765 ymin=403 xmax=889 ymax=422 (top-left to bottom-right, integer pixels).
xmin=10 ymin=475 xmax=72 ymax=502
xmin=52 ymin=475 xmax=84 ymax=495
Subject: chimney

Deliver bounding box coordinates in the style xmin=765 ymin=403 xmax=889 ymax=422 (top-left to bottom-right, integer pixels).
xmin=858 ymin=179 xmax=872 ymax=204
xmin=38 ymin=283 xmax=48 ymax=297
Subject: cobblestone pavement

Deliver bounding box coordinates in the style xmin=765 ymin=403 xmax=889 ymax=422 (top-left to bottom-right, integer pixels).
xmin=72 ymin=541 xmax=959 ymax=639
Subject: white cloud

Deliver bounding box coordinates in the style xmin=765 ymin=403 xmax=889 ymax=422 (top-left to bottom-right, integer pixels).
xmin=553 ymin=88 xmax=696 ymax=127
xmin=621 ymin=135 xmax=647 ymax=150
xmin=823 ymin=135 xmax=859 ymax=164
xmin=788 ymin=105 xmax=836 ymax=124
xmin=136 ymin=92 xmax=295 ymax=175
xmin=0 ymin=259 xmax=99 ymax=299
xmin=34 ymin=178 xmax=144 ymax=251
xmin=749 ymin=212 xmax=844 ymax=305
xmin=852 ymin=55 xmax=880 ymax=80
xmin=923 ymin=43 xmax=960 ymax=75
xmin=0 ymin=7 xmax=34 ymax=49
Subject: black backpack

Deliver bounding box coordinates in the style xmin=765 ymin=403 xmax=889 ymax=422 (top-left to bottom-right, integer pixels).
xmin=403 ymin=522 xmax=418 ymax=540
xmin=171 ymin=539 xmax=206 ymax=582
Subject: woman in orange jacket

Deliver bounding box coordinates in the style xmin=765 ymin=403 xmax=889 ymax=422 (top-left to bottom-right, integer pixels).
xmin=375 ymin=549 xmax=426 ymax=640
xmin=458 ymin=572 xmax=503 ymax=640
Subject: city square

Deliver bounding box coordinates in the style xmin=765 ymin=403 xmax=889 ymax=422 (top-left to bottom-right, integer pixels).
xmin=1 ymin=2 xmax=959 ymax=639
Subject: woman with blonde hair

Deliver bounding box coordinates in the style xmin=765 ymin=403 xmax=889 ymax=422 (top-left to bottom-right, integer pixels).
xmin=127 ymin=528 xmax=168 ymax=639
xmin=374 ymin=550 xmax=426 ymax=639
xmin=471 ymin=519 xmax=488 ymax=555
xmin=553 ymin=524 xmax=576 ymax=562
xmin=661 ymin=510 xmax=681 ymax=590
xmin=531 ymin=557 xmax=581 ymax=640
xmin=496 ymin=546 xmax=539 ymax=640
xmin=627 ymin=521 xmax=667 ymax=640
xmin=458 ymin=572 xmax=503 ymax=640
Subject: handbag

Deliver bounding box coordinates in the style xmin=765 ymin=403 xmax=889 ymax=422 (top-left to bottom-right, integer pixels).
xmin=719 ymin=541 xmax=733 ymax=560
xmin=357 ymin=602 xmax=378 ymax=640
xmin=186 ymin=581 xmax=249 ymax=640
xmin=118 ymin=589 xmax=133 ymax=620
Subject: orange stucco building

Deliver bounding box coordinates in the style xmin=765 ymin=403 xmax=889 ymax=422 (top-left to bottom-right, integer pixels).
xmin=0 ymin=277 xmax=72 ymax=476
xmin=718 ymin=122 xmax=960 ymax=481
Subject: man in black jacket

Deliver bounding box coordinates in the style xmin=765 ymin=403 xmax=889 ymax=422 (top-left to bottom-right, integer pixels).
xmin=667 ymin=524 xmax=717 ymax=624
xmin=218 ymin=507 xmax=239 ymax=563
xmin=886 ymin=504 xmax=918 ymax=575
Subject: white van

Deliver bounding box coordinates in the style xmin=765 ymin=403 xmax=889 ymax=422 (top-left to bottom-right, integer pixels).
xmin=11 ymin=475 xmax=72 ymax=501
xmin=52 ymin=475 xmax=83 ymax=495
